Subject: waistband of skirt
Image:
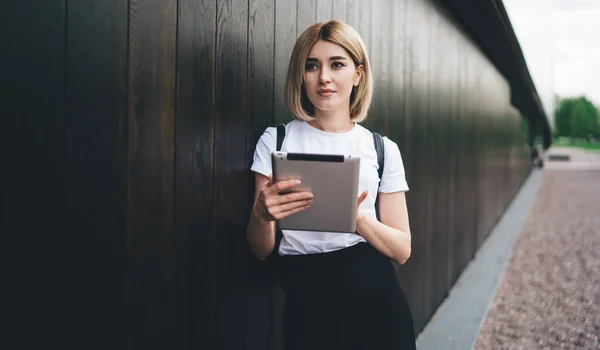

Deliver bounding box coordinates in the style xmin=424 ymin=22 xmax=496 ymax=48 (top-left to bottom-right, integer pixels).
xmin=278 ymin=242 xmax=379 ymax=268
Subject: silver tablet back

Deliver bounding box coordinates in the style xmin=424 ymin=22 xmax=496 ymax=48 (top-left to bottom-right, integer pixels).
xmin=272 ymin=152 xmax=360 ymax=233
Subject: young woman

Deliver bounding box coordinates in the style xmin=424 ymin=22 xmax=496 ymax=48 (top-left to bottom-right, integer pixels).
xmin=246 ymin=20 xmax=415 ymax=350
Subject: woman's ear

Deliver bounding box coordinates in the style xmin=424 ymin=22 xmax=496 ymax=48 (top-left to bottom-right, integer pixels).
xmin=353 ymin=64 xmax=364 ymax=86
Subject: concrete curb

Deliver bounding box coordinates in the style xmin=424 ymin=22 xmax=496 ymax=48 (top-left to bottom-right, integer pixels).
xmin=415 ymin=169 xmax=543 ymax=350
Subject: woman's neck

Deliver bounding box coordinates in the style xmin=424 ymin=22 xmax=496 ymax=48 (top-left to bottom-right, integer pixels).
xmin=308 ymin=108 xmax=353 ymax=133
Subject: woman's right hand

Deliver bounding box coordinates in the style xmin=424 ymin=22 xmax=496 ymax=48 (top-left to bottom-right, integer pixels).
xmin=251 ymin=176 xmax=314 ymax=223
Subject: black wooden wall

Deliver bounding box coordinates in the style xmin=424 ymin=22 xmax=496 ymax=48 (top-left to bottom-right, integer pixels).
xmin=9 ymin=0 xmax=531 ymax=349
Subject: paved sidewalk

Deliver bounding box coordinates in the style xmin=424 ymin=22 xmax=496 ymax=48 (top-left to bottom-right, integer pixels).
xmin=545 ymin=146 xmax=600 ymax=171
xmin=475 ymin=148 xmax=600 ymax=349
xmin=417 ymin=147 xmax=600 ymax=350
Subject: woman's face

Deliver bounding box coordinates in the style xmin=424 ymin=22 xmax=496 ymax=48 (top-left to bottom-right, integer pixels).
xmin=303 ymin=40 xmax=362 ymax=115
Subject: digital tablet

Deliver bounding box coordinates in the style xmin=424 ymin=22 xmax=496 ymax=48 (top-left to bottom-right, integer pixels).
xmin=272 ymin=152 xmax=360 ymax=233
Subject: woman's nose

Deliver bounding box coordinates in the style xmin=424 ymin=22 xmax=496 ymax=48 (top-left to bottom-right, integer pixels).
xmin=319 ymin=68 xmax=331 ymax=84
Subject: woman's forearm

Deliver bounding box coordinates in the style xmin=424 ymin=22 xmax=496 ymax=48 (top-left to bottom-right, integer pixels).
xmin=356 ymin=215 xmax=411 ymax=265
xmin=246 ymin=211 xmax=277 ymax=260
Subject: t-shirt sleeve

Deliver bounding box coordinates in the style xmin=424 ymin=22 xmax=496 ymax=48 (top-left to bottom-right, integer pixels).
xmin=250 ymin=126 xmax=277 ymax=177
xmin=378 ymin=137 xmax=409 ymax=193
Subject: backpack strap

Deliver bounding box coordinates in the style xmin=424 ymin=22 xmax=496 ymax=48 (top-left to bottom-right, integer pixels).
xmin=272 ymin=124 xmax=286 ymax=256
xmin=373 ymin=132 xmax=385 ymax=221
xmin=276 ymin=124 xmax=285 ymax=152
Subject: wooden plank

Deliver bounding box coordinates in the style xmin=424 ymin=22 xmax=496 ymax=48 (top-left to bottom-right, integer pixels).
xmin=416 ymin=0 xmax=433 ymax=331
xmin=455 ymin=38 xmax=469 ymax=277
xmin=316 ymin=0 xmax=333 ymax=22
xmin=466 ymin=43 xmax=479 ymax=269
xmin=127 ymin=0 xmax=177 ymax=347
xmin=65 ymin=1 xmax=128 ymax=348
xmin=469 ymin=47 xmax=482 ymax=261
xmin=245 ymin=0 xmax=275 ymax=348
xmin=379 ymin=0 xmax=391 ymax=134
xmin=365 ymin=0 xmax=381 ymax=131
xmin=458 ymin=38 xmax=472 ymax=278
xmin=213 ymin=0 xmax=249 ymax=348
xmin=357 ymin=0 xmax=370 ymax=71
xmin=346 ymin=0 xmax=359 ymax=29
xmin=354 ymin=0 xmax=371 ymax=131
xmin=446 ymin=18 xmax=459 ymax=292
xmin=274 ymin=0 xmax=297 ymax=124
xmin=175 ymin=0 xmax=216 ymax=348
xmin=427 ymin=3 xmax=444 ymax=313
xmin=442 ymin=1 xmax=453 ymax=309
xmin=389 ymin=0 xmax=405 ymax=143
xmin=271 ymin=1 xmax=296 ymax=349
xmin=435 ymin=3 xmax=451 ymax=308
xmin=10 ymin=1 xmax=67 ymax=348
xmin=419 ymin=0 xmax=436 ymax=326
xmin=332 ymin=0 xmax=347 ymax=22
xmin=297 ymin=0 xmax=316 ymax=34
xmin=399 ymin=0 xmax=424 ymax=332
xmin=392 ymin=0 xmax=413 ymax=333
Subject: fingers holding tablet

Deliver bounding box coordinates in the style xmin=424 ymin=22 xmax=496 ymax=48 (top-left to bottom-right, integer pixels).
xmin=253 ymin=178 xmax=314 ymax=222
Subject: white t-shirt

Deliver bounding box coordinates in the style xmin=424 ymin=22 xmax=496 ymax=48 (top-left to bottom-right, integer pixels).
xmin=251 ymin=119 xmax=409 ymax=256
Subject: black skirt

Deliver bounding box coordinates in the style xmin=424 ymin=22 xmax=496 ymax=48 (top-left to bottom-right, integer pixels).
xmin=278 ymin=242 xmax=416 ymax=350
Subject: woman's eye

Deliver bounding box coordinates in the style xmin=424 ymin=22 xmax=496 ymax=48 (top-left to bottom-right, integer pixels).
xmin=332 ymin=61 xmax=345 ymax=69
xmin=305 ymin=63 xmax=318 ymax=71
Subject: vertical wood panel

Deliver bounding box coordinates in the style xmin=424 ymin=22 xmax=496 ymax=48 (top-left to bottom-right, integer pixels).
xmin=274 ymin=0 xmax=297 ymax=124
xmin=127 ymin=0 xmax=177 ymax=347
xmin=420 ymin=0 xmax=436 ymax=325
xmin=245 ymin=0 xmax=275 ymax=348
xmin=358 ymin=0 xmax=370 ymax=54
xmin=12 ymin=1 xmax=67 ymax=348
xmin=214 ymin=0 xmax=249 ymax=348
xmin=389 ymin=0 xmax=404 ymax=142
xmin=367 ymin=0 xmax=382 ymax=131
xmin=456 ymin=39 xmax=471 ymax=276
xmin=297 ymin=0 xmax=316 ymax=34
xmin=332 ymin=0 xmax=347 ymax=22
xmin=470 ymin=45 xmax=480 ymax=261
xmin=393 ymin=0 xmax=419 ymax=336
xmin=446 ymin=19 xmax=459 ymax=291
xmin=272 ymin=2 xmax=297 ymax=347
xmin=429 ymin=3 xmax=447 ymax=309
xmin=346 ymin=0 xmax=359 ymax=29
xmin=316 ymin=0 xmax=333 ymax=22
xmin=400 ymin=0 xmax=422 ymax=331
xmin=175 ymin=0 xmax=216 ymax=348
xmin=66 ymin=1 xmax=128 ymax=348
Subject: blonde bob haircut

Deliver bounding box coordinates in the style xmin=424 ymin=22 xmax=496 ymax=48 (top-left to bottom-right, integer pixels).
xmin=284 ymin=20 xmax=373 ymax=122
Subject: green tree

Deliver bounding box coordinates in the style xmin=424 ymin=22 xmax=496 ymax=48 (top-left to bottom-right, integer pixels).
xmin=554 ymin=96 xmax=599 ymax=139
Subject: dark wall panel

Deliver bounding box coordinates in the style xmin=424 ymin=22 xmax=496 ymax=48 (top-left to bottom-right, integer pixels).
xmin=66 ymin=1 xmax=129 ymax=348
xmin=213 ymin=1 xmax=249 ymax=349
xmin=175 ymin=0 xmax=216 ymax=348
xmin=271 ymin=1 xmax=297 ymax=347
xmin=11 ymin=1 xmax=67 ymax=349
xmin=274 ymin=0 xmax=297 ymax=124
xmin=246 ymin=0 xmax=276 ymax=349
xmin=403 ymin=0 xmax=430 ymax=329
xmin=429 ymin=3 xmax=449 ymax=313
xmin=126 ymin=0 xmax=177 ymax=347
xmin=12 ymin=0 xmax=534 ymax=348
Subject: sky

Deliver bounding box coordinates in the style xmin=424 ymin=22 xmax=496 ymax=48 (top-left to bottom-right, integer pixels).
xmin=503 ymin=0 xmax=600 ymax=116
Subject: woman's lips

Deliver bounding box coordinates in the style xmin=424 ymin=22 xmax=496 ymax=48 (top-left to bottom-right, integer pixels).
xmin=318 ymin=89 xmax=335 ymax=97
